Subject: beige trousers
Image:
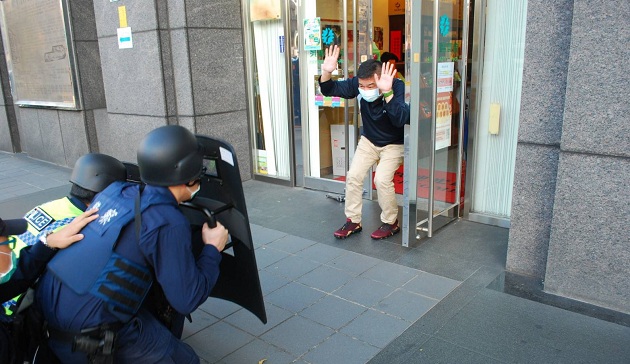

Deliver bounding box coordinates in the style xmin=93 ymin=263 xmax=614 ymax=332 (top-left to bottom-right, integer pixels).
xmin=345 ymin=136 xmax=404 ymax=224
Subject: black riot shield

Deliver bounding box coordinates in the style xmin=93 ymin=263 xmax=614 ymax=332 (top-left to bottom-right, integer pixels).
xmin=122 ymin=137 xmax=267 ymax=324
xmin=180 ymin=135 xmax=266 ymax=324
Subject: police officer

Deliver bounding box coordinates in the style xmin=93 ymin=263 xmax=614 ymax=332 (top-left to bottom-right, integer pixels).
xmin=2 ymin=153 xmax=127 ymax=316
xmin=37 ymin=125 xmax=229 ymax=363
xmin=0 ymin=212 xmax=98 ymax=303
xmin=1 ymin=212 xmax=98 ymax=364
xmin=3 ymin=154 xmax=126 ymax=305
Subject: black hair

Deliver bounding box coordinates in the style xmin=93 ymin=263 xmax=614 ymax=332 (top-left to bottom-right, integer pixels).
xmin=357 ymin=59 xmax=382 ymax=79
xmin=70 ymin=184 xmax=97 ymax=205
xmin=380 ymin=52 xmax=399 ymax=63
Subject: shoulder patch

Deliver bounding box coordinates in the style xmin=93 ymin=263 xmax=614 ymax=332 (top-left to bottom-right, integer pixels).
xmin=24 ymin=207 xmax=55 ymax=231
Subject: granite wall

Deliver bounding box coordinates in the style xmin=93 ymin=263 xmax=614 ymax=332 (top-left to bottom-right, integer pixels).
xmin=543 ymin=0 xmax=630 ymax=314
xmin=506 ymin=0 xmax=574 ymax=279
xmin=92 ymin=0 xmax=251 ymax=178
xmin=0 ymin=0 xmax=251 ymax=179
xmin=0 ymin=21 xmax=19 ymax=153
xmin=508 ymin=0 xmax=630 ymax=313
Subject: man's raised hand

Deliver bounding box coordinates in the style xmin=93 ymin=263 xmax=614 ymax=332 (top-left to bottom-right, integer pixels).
xmin=375 ymin=61 xmax=397 ymax=92
xmin=322 ymin=45 xmax=340 ymax=74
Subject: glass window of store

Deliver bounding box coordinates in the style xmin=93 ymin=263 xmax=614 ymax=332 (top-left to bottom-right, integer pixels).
xmin=243 ymin=1 xmax=292 ymax=181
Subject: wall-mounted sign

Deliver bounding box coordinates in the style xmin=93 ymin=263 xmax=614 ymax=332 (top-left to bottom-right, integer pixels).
xmin=388 ymin=0 xmax=405 ymax=15
xmin=117 ymin=27 xmax=133 ymax=49
xmin=303 ymin=18 xmax=321 ymax=51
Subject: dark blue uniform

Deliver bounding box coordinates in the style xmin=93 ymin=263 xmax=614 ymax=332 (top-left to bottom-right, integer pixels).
xmin=36 ymin=182 xmax=222 ymax=363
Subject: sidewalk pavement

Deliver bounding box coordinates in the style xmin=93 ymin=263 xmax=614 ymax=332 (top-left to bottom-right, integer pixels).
xmin=1 ymin=151 xmax=629 ymax=364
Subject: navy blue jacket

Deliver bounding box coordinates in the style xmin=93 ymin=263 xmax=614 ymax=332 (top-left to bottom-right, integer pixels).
xmin=36 ymin=184 xmax=222 ymax=332
xmin=319 ymin=77 xmax=410 ymax=146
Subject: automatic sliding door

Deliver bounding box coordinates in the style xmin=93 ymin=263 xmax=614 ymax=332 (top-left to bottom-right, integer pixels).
xmin=405 ymin=0 xmax=468 ymax=244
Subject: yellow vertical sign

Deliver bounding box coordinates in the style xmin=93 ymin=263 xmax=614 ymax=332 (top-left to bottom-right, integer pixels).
xmin=118 ymin=6 xmax=128 ymax=28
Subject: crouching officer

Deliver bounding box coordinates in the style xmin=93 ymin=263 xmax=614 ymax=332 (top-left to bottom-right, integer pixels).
xmin=36 ymin=125 xmax=229 ymax=363
xmin=2 ymin=153 xmax=127 ymax=316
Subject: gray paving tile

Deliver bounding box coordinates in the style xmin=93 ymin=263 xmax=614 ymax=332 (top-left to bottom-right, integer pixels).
xmin=327 ymin=251 xmax=382 ymax=275
xmin=250 ymin=224 xmax=287 ymax=246
xmin=24 ymin=178 xmax=68 ymax=190
xmin=300 ymin=295 xmax=367 ymax=330
xmin=258 ymin=269 xmax=291 ymax=295
xmin=254 ymin=246 xmax=291 ymax=269
xmin=182 ymin=307 xmax=219 ymax=340
xmin=395 ymin=248 xmax=480 ymax=281
xmin=224 ymin=302 xmax=293 ymax=336
xmin=402 ymin=272 xmax=461 ymax=300
xmin=434 ymin=290 xmax=569 ymax=363
xmin=2 ymin=185 xmax=38 ymax=194
xmin=373 ymin=289 xmax=438 ymax=323
xmin=263 ymin=254 xmax=320 ymax=280
xmin=302 ymin=332 xmax=381 ymax=364
xmin=409 ymin=336 xmax=504 ymax=364
xmin=341 ymin=309 xmax=411 ymax=349
xmin=218 ymin=338 xmax=297 ymax=364
xmin=260 ymin=315 xmax=334 ymax=356
xmin=334 ymin=276 xmax=396 ymax=307
xmin=296 ymin=265 xmax=355 ymax=293
xmin=360 ymin=261 xmax=419 ymax=288
xmin=365 ymin=333 xmax=432 ymax=364
xmin=265 ymin=234 xmax=317 ymax=254
xmin=198 ymin=297 xmax=241 ymax=319
xmin=265 ymin=282 xmax=326 ymax=313
xmin=184 ymin=321 xmax=255 ymax=363
xmin=294 ymin=242 xmax=348 ymax=264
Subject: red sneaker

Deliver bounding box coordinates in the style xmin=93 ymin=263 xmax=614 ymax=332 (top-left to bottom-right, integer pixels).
xmin=334 ymin=219 xmax=362 ymax=239
xmin=370 ymin=220 xmax=400 ymax=239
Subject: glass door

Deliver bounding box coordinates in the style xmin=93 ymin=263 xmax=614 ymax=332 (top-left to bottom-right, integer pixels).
xmin=300 ymin=0 xmax=372 ymax=194
xmin=243 ymin=1 xmax=294 ymax=185
xmin=404 ymin=0 xmax=469 ymax=244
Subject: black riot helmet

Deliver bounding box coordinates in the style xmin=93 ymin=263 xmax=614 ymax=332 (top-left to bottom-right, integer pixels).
xmin=69 ymin=153 xmax=127 ymax=193
xmin=137 ymin=125 xmax=204 ymax=186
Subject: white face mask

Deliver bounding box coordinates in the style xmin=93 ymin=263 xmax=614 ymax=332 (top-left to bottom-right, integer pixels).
xmin=358 ymin=88 xmax=381 ymax=102
xmin=0 ymin=250 xmax=17 ymax=284
xmin=186 ymin=184 xmax=201 ymax=201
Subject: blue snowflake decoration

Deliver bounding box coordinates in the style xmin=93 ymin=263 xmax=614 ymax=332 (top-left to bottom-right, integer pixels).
xmin=322 ymin=27 xmax=335 ymax=45
xmin=439 ymin=15 xmax=450 ymax=37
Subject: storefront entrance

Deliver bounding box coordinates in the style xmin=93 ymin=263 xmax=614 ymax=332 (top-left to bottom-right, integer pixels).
xmin=242 ymin=0 xmax=527 ymax=244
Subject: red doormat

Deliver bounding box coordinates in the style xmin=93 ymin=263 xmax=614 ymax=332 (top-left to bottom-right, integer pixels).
xmin=334 ymin=165 xmax=462 ymax=203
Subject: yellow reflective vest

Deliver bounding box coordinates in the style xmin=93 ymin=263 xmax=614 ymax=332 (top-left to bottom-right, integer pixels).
xmin=2 ymin=197 xmax=85 ymax=315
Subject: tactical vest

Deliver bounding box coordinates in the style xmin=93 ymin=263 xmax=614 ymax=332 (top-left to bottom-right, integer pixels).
xmin=47 ymin=182 xmax=174 ymax=322
xmin=2 ymin=198 xmax=84 ymax=316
